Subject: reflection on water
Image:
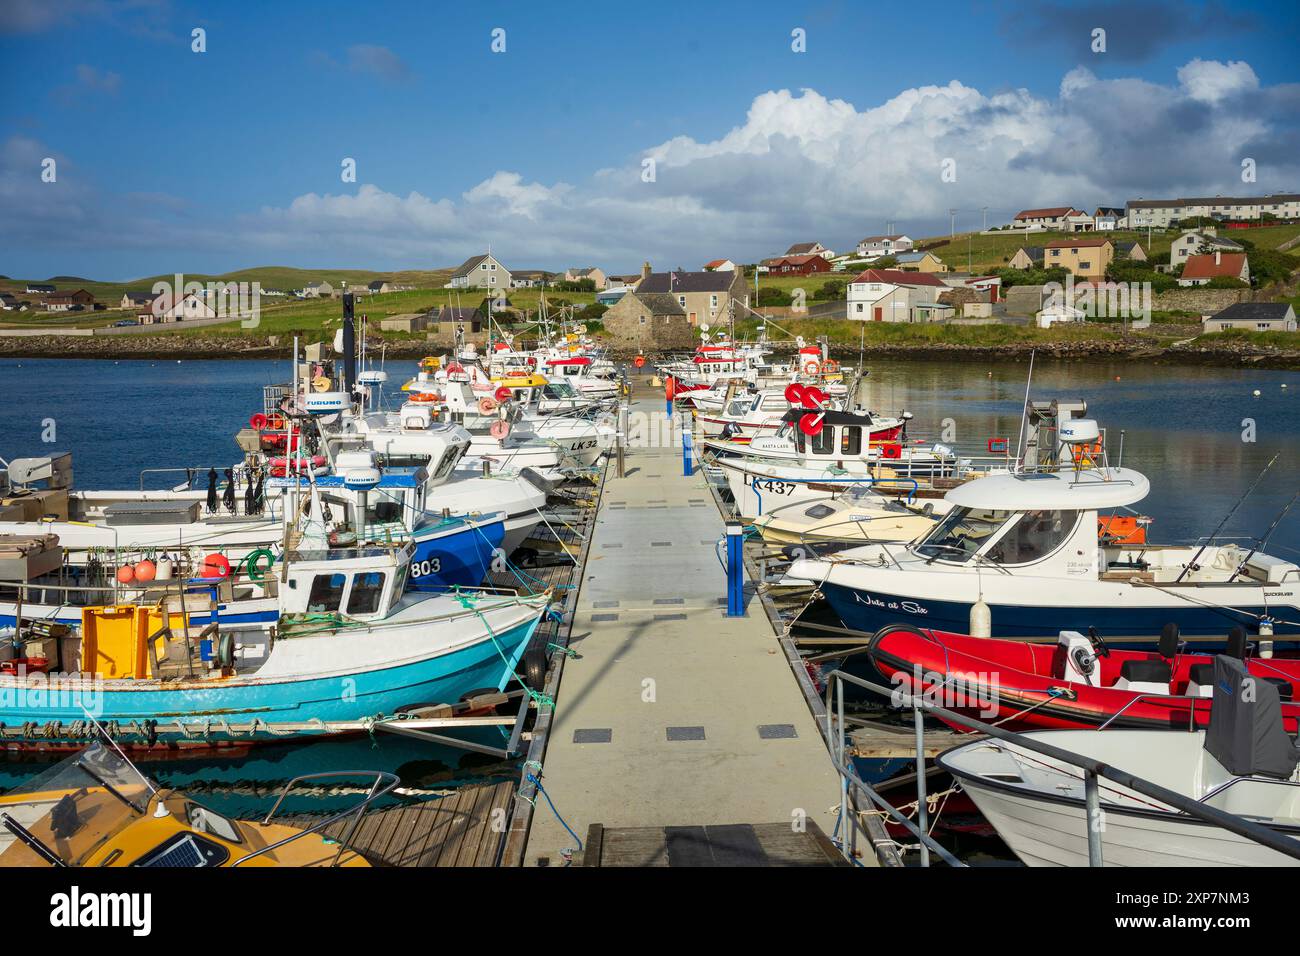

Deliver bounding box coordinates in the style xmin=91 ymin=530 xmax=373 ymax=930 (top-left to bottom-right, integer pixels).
xmin=0 ymin=356 xmax=1297 ymax=815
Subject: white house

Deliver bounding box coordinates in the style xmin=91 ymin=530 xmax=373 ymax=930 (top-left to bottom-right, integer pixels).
xmin=1169 ymin=228 xmax=1243 ymax=264
xmin=142 ymin=293 xmax=219 ymax=324
xmin=846 ymin=269 xmax=947 ymax=323
xmin=449 ymin=253 xmax=512 ymax=290
xmin=855 ymin=235 xmax=914 ymax=258
xmin=1202 ymin=303 xmax=1297 ymax=334
xmin=703 ymin=259 xmax=737 ymax=272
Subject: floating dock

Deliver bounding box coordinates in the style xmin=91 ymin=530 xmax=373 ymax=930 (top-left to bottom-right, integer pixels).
xmin=505 ymin=385 xmax=860 ymax=867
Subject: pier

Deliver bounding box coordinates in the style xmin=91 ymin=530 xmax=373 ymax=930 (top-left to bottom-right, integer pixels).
xmin=509 ymin=384 xmax=857 ymax=866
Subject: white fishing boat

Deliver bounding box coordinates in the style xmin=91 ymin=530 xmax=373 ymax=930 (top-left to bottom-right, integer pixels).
xmin=939 ymin=656 xmax=1300 ymax=866
xmin=787 ymin=420 xmax=1300 ymax=648
xmin=752 ymin=484 xmax=954 ymax=546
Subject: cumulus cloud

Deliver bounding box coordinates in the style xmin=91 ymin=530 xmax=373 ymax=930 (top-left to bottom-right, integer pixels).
xmin=53 ymin=64 xmax=122 ymax=103
xmin=4 ymin=58 xmax=1299 ymax=276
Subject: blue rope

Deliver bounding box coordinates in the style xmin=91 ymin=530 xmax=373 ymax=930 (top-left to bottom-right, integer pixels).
xmin=526 ymin=771 xmax=583 ymax=856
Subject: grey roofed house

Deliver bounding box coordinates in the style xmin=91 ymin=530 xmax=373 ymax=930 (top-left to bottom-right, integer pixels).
xmin=437 ymin=305 xmax=484 ymax=323
xmin=784 ymin=241 xmax=822 ymax=256
xmin=1209 ymin=302 xmax=1296 ymax=323
xmin=451 ymin=254 xmax=489 ymax=276
xmin=26 ymin=283 xmax=55 ymax=293
xmin=636 ymin=271 xmax=736 ymax=294
xmin=367 ymin=280 xmax=388 ymax=292
xmin=122 ymin=290 xmax=155 ymax=305
xmin=632 ymin=292 xmax=687 ymax=315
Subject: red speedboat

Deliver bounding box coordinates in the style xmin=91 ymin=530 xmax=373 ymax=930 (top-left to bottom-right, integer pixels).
xmin=867 ymin=623 xmax=1300 ymax=733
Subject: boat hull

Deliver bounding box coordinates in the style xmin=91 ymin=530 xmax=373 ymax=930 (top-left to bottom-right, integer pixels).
xmin=819 ymin=580 xmax=1300 ymax=649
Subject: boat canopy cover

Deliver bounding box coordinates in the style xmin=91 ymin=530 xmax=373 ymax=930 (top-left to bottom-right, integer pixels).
xmin=778 ymin=408 xmax=876 ymax=427
xmin=945 ymin=468 xmax=1150 ymax=511
xmin=1205 ymin=655 xmax=1300 ymax=780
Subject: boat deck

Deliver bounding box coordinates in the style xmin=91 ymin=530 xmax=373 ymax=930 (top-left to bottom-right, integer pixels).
xmin=511 ymin=386 xmax=858 ymax=867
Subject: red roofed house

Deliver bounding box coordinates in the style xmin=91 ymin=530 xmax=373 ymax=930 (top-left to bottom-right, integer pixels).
xmin=702 ymin=259 xmax=737 ymax=272
xmin=846 ymin=269 xmax=950 ymax=323
xmin=1178 ymin=251 xmax=1250 ymax=287
xmin=1044 ymin=238 xmax=1114 ymax=279
xmin=1013 ymin=207 xmax=1082 ymax=230
xmin=766 ymin=254 xmax=832 ymax=276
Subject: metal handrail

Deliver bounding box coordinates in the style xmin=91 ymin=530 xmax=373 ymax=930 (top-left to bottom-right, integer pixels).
xmin=231 ymin=770 xmax=400 ymax=867
xmin=824 ymin=666 xmax=1300 ymax=866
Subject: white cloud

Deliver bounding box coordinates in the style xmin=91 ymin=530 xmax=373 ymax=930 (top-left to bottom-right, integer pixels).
xmin=4 ymin=58 xmax=1298 ymax=277
xmin=1177 ymin=58 xmax=1259 ymax=103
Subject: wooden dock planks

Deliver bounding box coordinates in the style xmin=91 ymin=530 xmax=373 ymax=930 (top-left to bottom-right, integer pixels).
xmin=277 ymin=779 xmax=516 ymax=867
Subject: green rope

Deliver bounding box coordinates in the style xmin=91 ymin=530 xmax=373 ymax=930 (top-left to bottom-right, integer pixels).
xmin=455 ymin=590 xmax=554 ymax=711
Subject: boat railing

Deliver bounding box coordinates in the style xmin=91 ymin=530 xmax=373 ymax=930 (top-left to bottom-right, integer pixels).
xmin=822 ymin=667 xmax=1300 ymax=867
xmin=231 ymin=770 xmax=400 ymax=867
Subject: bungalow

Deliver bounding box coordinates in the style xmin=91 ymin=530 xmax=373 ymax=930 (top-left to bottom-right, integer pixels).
xmin=301 ymin=281 xmax=335 ymax=298
xmin=703 ymin=259 xmax=737 ymax=272
xmin=1202 ymin=302 xmax=1296 ymax=334
xmin=892 ymin=251 xmax=947 ymax=273
xmin=511 ymin=270 xmax=550 ymax=288
xmin=766 ymin=254 xmax=832 ymax=276
xmin=143 ymin=293 xmax=218 ymax=323
xmin=1064 ymin=211 xmax=1097 ymax=232
xmin=1044 ymin=238 xmax=1114 ymax=280
xmin=367 ymin=280 xmax=393 ymax=294
xmin=1008 ymin=246 xmax=1045 ymax=270
xmin=1013 ymin=207 xmax=1081 ymax=230
xmin=120 ymin=290 xmax=156 ymax=309
xmin=25 ymin=283 xmax=55 ymax=294
xmin=449 ymin=253 xmax=512 ymax=290
xmin=0 ymin=293 xmax=17 ymax=310
xmin=1170 ymin=228 xmax=1243 ymax=264
xmin=846 ymin=269 xmax=948 ymax=323
xmin=855 ymin=235 xmax=913 ymax=258
xmin=634 ymin=265 xmax=749 ymax=326
xmin=45 ymin=289 xmax=96 ymax=312
xmin=1178 ymin=252 xmax=1250 ymax=287
xmin=784 ymin=241 xmax=833 ymax=258
xmin=563 ymin=267 xmax=607 ymax=289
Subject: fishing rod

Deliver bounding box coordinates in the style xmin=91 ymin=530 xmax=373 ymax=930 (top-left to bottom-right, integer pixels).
xmin=1175 ymin=452 xmax=1279 ymax=583
xmin=1228 ymin=485 xmax=1300 ymax=583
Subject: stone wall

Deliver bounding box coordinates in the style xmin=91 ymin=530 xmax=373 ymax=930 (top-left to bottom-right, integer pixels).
xmin=601 ymin=295 xmax=698 ymax=350
xmin=1151 ymin=287 xmax=1252 ymax=313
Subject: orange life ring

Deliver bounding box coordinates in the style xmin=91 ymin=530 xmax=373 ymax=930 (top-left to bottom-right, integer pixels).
xmin=200 ymin=553 xmax=231 ymax=580
xmin=823 ymin=359 xmax=839 ymax=373
xmin=267 ymin=413 xmax=286 ymax=430
xmin=805 ymin=360 xmax=821 ymax=375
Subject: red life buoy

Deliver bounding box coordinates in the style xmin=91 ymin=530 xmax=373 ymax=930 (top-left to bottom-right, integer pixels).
xmin=881 ymin=443 xmax=902 ymax=460
xmin=799 ymin=412 xmax=825 ymax=436
xmin=489 ymin=420 xmax=511 ymax=441
xmin=478 ymin=397 xmax=499 ymax=414
xmin=200 ymin=553 xmax=231 ymax=579
xmin=634 ymin=355 xmax=646 ymax=369
xmin=802 ymin=386 xmax=827 ymax=408
xmin=249 ymin=412 xmax=269 ymax=430
xmin=784 ymin=383 xmax=806 ymax=405
xmin=494 ymin=385 xmax=513 ymax=403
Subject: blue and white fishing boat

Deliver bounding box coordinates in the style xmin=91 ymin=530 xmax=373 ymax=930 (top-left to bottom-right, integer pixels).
xmin=788 ymin=421 xmax=1300 ymax=648
xmin=0 ymin=542 xmax=549 ymax=737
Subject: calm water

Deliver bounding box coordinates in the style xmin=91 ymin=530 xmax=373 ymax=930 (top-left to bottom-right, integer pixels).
xmin=1 ymin=356 xmax=1298 ymax=819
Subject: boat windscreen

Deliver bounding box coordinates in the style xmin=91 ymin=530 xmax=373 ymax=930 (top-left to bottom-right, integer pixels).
xmin=913 ymin=507 xmax=1011 ymax=562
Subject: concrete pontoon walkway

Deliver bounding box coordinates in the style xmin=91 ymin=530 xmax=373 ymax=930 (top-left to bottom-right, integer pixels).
xmin=524 ymin=393 xmax=847 ymax=866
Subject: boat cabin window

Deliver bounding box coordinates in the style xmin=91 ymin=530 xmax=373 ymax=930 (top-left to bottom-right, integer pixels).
xmin=986 ymin=510 xmax=1080 ymax=565
xmin=543 ymin=383 xmax=577 ymax=400
xmin=841 ymin=426 xmax=862 ymax=456
xmin=432 ymin=446 xmax=460 ymax=479
xmin=367 ymin=490 xmax=404 ymax=525
xmin=347 ymin=571 xmax=387 ymax=615
xmin=187 ymin=803 xmax=242 ymax=843
xmin=811 ymin=426 xmax=835 ymax=456
xmin=307 ymin=573 xmax=346 ymax=612
xmin=726 ymin=399 xmax=750 ymax=416
xmin=804 ymin=504 xmax=836 ymax=519
xmin=914 ymin=507 xmax=1011 ymax=562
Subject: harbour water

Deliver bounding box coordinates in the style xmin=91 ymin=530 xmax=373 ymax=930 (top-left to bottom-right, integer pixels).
xmin=4 ymin=356 xmax=1297 ymax=549
xmin=2 ymin=355 xmax=1298 ymax=832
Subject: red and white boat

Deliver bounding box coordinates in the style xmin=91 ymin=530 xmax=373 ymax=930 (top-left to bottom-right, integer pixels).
xmin=868 ymin=623 xmax=1300 ymax=733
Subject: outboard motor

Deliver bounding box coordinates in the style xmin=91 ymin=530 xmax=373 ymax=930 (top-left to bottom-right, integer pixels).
xmin=1055 ymin=630 xmax=1100 ymax=687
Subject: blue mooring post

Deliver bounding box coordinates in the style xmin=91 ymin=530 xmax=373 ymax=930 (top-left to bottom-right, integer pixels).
xmin=682 ymin=428 xmax=694 ymax=477
xmin=726 ymin=522 xmax=745 ymax=616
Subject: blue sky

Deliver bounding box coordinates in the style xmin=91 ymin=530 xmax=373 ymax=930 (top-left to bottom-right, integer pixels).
xmin=2 ymin=0 xmax=1298 ymax=279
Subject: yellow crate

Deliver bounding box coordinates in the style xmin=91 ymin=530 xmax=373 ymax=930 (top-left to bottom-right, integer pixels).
xmin=80 ymin=604 xmax=190 ymax=679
